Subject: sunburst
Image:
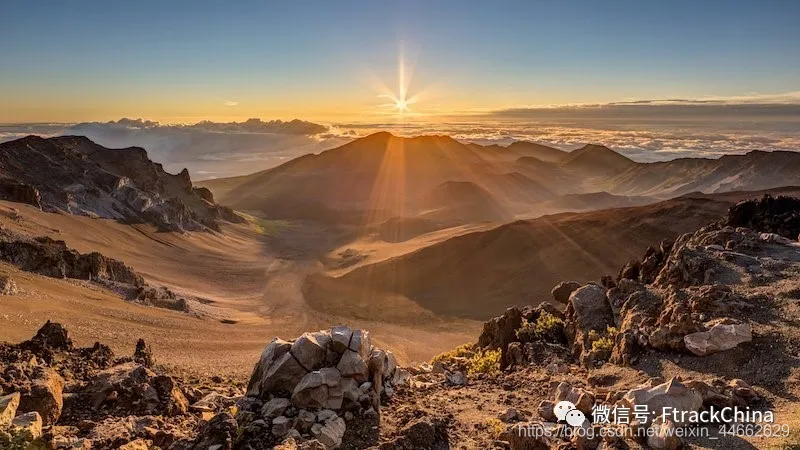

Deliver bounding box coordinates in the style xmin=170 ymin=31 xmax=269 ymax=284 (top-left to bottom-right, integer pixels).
xmin=375 ymin=44 xmax=420 ymax=116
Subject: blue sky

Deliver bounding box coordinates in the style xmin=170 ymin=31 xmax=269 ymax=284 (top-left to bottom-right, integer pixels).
xmin=1 ymin=0 xmax=799 ymax=122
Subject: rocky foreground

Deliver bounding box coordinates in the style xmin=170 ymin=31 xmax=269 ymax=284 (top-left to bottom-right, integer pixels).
xmin=2 ymin=195 xmax=800 ymax=449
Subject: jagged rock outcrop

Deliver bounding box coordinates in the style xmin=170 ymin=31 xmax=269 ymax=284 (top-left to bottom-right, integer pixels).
xmin=0 ymin=230 xmax=194 ymax=312
xmin=0 ymin=135 xmax=245 ymax=231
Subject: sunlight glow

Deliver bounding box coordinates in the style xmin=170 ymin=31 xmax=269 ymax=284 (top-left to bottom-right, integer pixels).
xmin=374 ymin=43 xmax=421 ymax=117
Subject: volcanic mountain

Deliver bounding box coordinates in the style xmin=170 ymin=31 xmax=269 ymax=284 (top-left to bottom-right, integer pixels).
xmin=0 ymin=135 xmax=242 ymax=231
xmin=202 ymin=132 xmax=800 ymax=226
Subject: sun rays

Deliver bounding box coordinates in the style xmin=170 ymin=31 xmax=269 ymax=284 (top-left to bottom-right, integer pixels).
xmin=371 ymin=43 xmax=422 ymax=117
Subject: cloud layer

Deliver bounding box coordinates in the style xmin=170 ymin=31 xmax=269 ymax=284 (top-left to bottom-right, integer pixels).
xmin=1 ymin=103 xmax=798 ymax=179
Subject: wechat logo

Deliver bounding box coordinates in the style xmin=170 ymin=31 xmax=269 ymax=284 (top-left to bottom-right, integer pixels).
xmin=554 ymin=400 xmax=587 ymax=427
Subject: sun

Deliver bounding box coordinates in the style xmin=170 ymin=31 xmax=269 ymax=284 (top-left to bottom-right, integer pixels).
xmin=394 ymin=97 xmax=410 ymax=113
xmin=372 ymin=42 xmax=422 ymax=117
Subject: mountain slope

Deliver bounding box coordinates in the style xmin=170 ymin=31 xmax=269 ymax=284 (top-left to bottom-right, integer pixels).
xmin=0 ymin=135 xmax=242 ymax=231
xmin=607 ymin=150 xmax=800 ymax=197
xmin=304 ymin=196 xmax=734 ymax=320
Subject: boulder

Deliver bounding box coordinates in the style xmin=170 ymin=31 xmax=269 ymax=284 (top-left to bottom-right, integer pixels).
xmin=18 ymin=366 xmax=64 ymax=426
xmin=551 ymin=281 xmax=581 ymax=304
xmin=246 ymin=338 xmax=292 ymax=396
xmin=564 ymin=284 xmax=614 ymax=361
xmin=261 ymin=397 xmax=292 ymax=419
xmin=622 ymin=378 xmax=702 ymax=425
xmin=0 ymin=392 xmax=20 ymax=427
xmin=330 ymin=326 xmax=352 ymax=354
xmin=684 ymin=323 xmax=752 ymax=356
xmin=133 ymin=338 xmax=154 ymax=368
xmin=291 ymin=332 xmax=331 ymax=371
xmin=7 ymin=411 xmax=43 ymax=442
xmin=315 ymin=416 xmax=346 ymax=449
xmin=292 ymin=368 xmax=342 ymax=410
xmin=336 ymin=350 xmax=369 ymax=382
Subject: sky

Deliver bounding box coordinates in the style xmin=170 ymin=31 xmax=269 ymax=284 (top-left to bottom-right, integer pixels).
xmin=2 ymin=0 xmax=800 ymax=123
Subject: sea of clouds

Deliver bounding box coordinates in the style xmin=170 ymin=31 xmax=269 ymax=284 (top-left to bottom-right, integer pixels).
xmin=2 ymin=102 xmax=798 ymax=179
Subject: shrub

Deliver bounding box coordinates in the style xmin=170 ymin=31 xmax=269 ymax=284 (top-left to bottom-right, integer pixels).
xmin=467 ymin=348 xmax=501 ymax=375
xmin=431 ymin=343 xmax=500 ymax=376
xmin=516 ymin=311 xmax=565 ymax=343
xmin=485 ymin=418 xmax=506 ymax=439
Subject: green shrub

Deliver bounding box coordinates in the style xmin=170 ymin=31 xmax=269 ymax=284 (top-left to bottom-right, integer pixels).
xmin=516 ymin=311 xmax=565 ymax=343
xmin=431 ymin=343 xmax=500 ymax=375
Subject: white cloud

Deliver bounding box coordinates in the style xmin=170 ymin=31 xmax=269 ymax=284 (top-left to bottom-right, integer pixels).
xmin=224 ymin=100 xmax=239 ymax=107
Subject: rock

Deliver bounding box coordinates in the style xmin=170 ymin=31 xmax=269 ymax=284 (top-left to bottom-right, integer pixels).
xmin=292 ymin=368 xmax=342 ymax=409
xmin=259 ymin=351 xmax=309 ymax=395
xmin=82 ymin=362 xmax=186 ymax=417
xmin=292 ymin=332 xmax=331 ymax=371
xmin=349 ymin=330 xmax=372 ymax=359
xmin=507 ymin=342 xmax=527 ymax=367
xmin=537 ymin=400 xmax=556 ymax=422
xmin=572 ymin=422 xmax=602 ymax=450
xmin=564 ymin=285 xmax=615 ymax=362
xmin=189 ymin=392 xmax=237 ymax=414
xmin=119 ymin=439 xmax=152 ymax=450
xmin=18 ymin=366 xmax=64 ymax=426
xmin=0 ymin=275 xmax=18 ymax=295
xmin=272 ymin=415 xmax=293 ymax=437
xmin=7 ymin=411 xmax=43 ymax=442
xmin=315 ymin=416 xmax=346 ymax=449
xmin=189 ymin=412 xmax=237 ymax=450
xmin=262 ymin=397 xmax=292 ymax=419
xmin=499 ymin=408 xmax=520 ymax=423
xmin=622 ymin=378 xmax=702 ymax=425
xmin=246 ymin=338 xmax=293 ymax=396
xmin=25 ymin=320 xmax=73 ymax=351
xmin=445 ymin=370 xmax=467 ymax=386
xmin=684 ymin=323 xmax=752 ymax=356
xmin=296 ymin=409 xmax=316 ymax=432
xmin=0 ymin=392 xmax=21 ymax=427
xmin=336 ymin=350 xmax=369 ymax=382
xmin=478 ymin=307 xmax=523 ymax=351
xmin=552 ymin=281 xmax=581 ymax=304
xmin=647 ymin=417 xmax=682 ymax=450
xmin=330 ymin=326 xmax=352 ymax=354
xmin=133 ymin=338 xmax=154 ymax=368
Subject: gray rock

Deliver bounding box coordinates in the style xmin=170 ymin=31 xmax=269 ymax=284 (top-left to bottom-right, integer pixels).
xmin=647 ymin=417 xmax=682 ymax=450
xmin=684 ymin=323 xmax=752 ymax=356
xmin=260 ymin=352 xmax=309 ymax=395
xmin=622 ymin=378 xmax=702 ymax=426
xmin=336 ymin=350 xmax=369 ymax=382
xmin=291 ymin=332 xmax=331 ymax=371
xmin=330 ymin=326 xmax=352 ymax=354
xmin=348 ymin=330 xmax=371 ymax=359
xmin=272 ymin=415 xmax=293 ymax=437
xmin=18 ymin=366 xmax=64 ymax=426
xmin=317 ymin=417 xmax=346 ymax=449
xmin=246 ymin=338 xmax=292 ymax=396
xmin=292 ymin=368 xmax=342 ymax=409
xmin=296 ymin=409 xmax=316 ymax=432
xmin=261 ymin=397 xmax=292 ymax=419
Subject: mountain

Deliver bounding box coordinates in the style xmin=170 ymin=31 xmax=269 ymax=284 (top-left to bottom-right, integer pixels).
xmin=0 ymin=135 xmax=242 ymax=231
xmin=560 ymin=143 xmax=637 ymax=174
xmin=506 ymin=141 xmax=569 ymax=163
xmin=304 ymin=196 xmax=734 ymax=320
xmin=416 ymin=181 xmax=512 ymax=223
xmin=201 ymin=133 xmax=800 ymax=227
xmin=606 ymin=150 xmax=800 ymax=197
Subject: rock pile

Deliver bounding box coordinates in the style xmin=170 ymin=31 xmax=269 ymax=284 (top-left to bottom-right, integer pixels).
xmin=229 ymin=326 xmax=410 ymax=448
